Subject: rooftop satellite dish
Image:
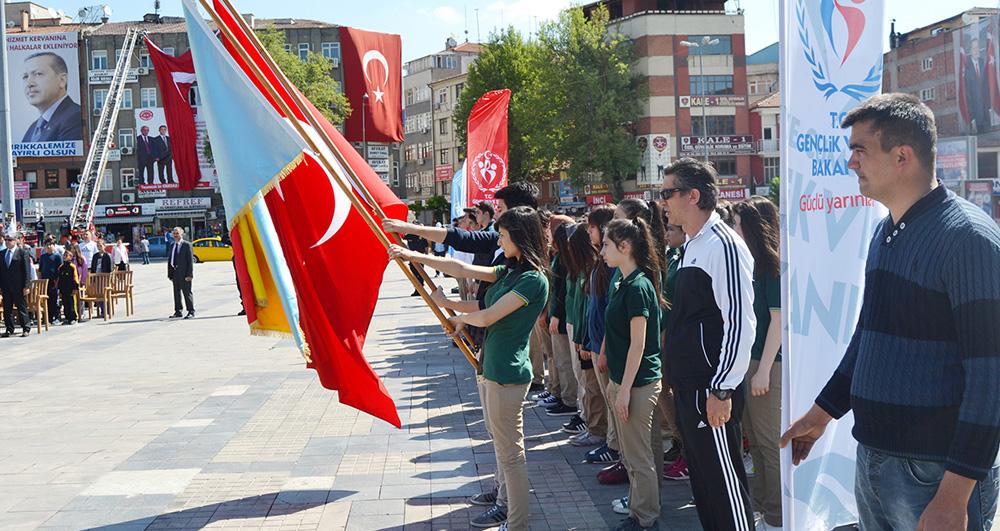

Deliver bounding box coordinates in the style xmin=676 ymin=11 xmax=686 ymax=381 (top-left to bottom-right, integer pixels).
xmin=446 ymin=36 xmax=457 ymax=48
xmin=78 ymin=8 xmax=88 ymax=18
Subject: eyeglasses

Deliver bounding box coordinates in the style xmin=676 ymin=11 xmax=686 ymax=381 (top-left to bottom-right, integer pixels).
xmin=658 ymin=187 xmax=686 ymax=200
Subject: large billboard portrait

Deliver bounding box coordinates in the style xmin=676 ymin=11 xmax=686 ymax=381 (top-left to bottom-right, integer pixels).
xmin=954 ymin=16 xmax=1000 ymax=135
xmin=8 ymin=32 xmax=83 ymax=157
xmin=134 ymin=107 xmax=216 ymax=193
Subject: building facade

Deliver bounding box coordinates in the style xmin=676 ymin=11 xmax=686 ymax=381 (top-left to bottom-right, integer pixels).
xmin=746 ymin=42 xmax=777 ymax=105
xmin=427 ymin=71 xmax=467 ymax=204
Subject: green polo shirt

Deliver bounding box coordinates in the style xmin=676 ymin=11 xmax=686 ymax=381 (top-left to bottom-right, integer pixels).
xmin=604 ymin=269 xmax=661 ymax=386
xmin=661 ymin=248 xmax=681 ymax=332
xmin=751 ymin=271 xmax=782 ymax=362
xmin=483 ymin=265 xmax=549 ymax=384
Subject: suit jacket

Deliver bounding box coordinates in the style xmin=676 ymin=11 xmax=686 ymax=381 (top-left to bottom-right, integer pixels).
xmin=167 ymin=240 xmax=194 ymax=281
xmin=21 ymin=97 xmax=83 ymax=143
xmin=0 ymin=247 xmax=32 ymax=292
xmin=152 ymin=135 xmax=172 ymax=160
xmin=90 ymin=252 xmax=113 ymax=274
xmin=136 ymin=135 xmax=156 ymax=165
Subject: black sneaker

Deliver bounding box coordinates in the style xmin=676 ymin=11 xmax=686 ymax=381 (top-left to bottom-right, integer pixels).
xmin=470 ymin=504 xmax=507 ymax=528
xmin=561 ymin=414 xmax=587 ymax=434
xmin=528 ymin=382 xmax=545 ymax=393
xmin=664 ymin=437 xmax=682 ymax=463
xmin=612 ymin=516 xmax=659 ymax=531
xmin=538 ymin=394 xmax=559 ymax=406
xmin=586 ymin=443 xmax=621 ymax=464
xmin=468 ymin=489 xmax=498 ymax=506
xmin=546 ymin=403 xmax=577 ymax=417
xmin=169 ymin=312 xmax=182 ymax=319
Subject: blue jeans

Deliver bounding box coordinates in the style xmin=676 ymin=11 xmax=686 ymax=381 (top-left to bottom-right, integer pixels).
xmin=856 ymin=445 xmax=1000 ymax=530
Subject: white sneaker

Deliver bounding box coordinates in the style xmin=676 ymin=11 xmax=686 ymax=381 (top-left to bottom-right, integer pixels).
xmin=743 ymin=451 xmax=755 ymax=477
xmin=611 ymin=495 xmax=629 ymax=515
xmin=755 ymin=520 xmax=782 ymax=531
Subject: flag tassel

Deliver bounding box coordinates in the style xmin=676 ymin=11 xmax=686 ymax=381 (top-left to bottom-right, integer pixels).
xmin=201 ymin=0 xmax=481 ymax=372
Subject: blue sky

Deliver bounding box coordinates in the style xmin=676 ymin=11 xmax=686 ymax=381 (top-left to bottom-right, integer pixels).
xmin=37 ymin=0 xmax=993 ymax=61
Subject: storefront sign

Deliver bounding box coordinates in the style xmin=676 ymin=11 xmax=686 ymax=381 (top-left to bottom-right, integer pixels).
xmin=992 ymin=179 xmax=1000 ymax=196
xmin=678 ymin=95 xmax=747 ymax=108
xmin=101 ymin=204 xmax=143 ymax=218
xmin=435 ymin=164 xmax=454 ymax=182
xmin=584 ymin=183 xmax=610 ymax=195
xmin=680 ymin=135 xmax=756 ymax=155
xmin=14 ymin=181 xmax=29 ymax=200
xmin=367 ymin=144 xmax=389 ymax=159
xmin=106 ymin=149 xmax=121 ymax=162
xmin=23 ymin=197 xmax=75 ymax=217
xmin=719 ymin=186 xmax=749 ymax=201
xmin=88 ymin=69 xmax=139 ymax=84
xmin=155 ymin=197 xmax=211 ymax=210
xmin=623 ymin=191 xmax=652 ymax=201
xmin=586 ymin=194 xmax=613 ymax=206
xmin=369 ymin=158 xmax=390 ymax=173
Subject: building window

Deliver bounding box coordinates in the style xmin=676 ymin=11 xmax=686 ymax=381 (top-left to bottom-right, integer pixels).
xmin=439 ymin=148 xmax=449 ymax=165
xmin=284 ymin=43 xmax=291 ymax=52
xmin=23 ymin=170 xmax=37 ymax=190
xmin=713 ymin=157 xmax=737 ymax=176
xmin=686 ymin=36 xmax=733 ymax=55
xmin=549 ymin=181 xmax=559 ymax=198
xmin=764 ymin=157 xmax=779 ymax=181
xmin=139 ymin=52 xmax=151 ymax=68
xmin=691 ymin=115 xmax=735 ymax=136
xmin=298 ymin=43 xmax=310 ymax=61
xmin=920 ymin=87 xmax=936 ymax=101
xmin=141 ymin=88 xmax=157 ymax=108
xmin=120 ymin=88 xmax=133 ymax=109
xmin=439 ymin=118 xmax=448 ymax=135
xmin=119 ymin=128 xmax=134 ymax=150
xmin=189 ymin=86 xmax=199 ymax=106
xmin=763 ymin=127 xmax=772 ymax=140
xmin=91 ymin=50 xmax=108 ymax=70
xmin=321 ymin=42 xmax=340 ymax=61
xmin=101 ymin=168 xmax=114 ymax=191
xmin=406 ymin=89 xmax=414 ymax=106
xmin=434 ymin=55 xmax=457 ymax=69
xmin=921 ymin=57 xmax=933 ymax=72
xmin=94 ymin=88 xmax=109 ymax=110
xmin=455 ymin=82 xmax=464 ymax=100
xmin=690 ymin=75 xmax=734 ymax=96
xmin=437 ymin=88 xmax=447 ymax=105
xmin=44 ymin=169 xmax=59 ymax=189
xmin=120 ymin=168 xmax=136 ymax=190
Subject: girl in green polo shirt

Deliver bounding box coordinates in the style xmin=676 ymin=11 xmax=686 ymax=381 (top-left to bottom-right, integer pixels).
xmin=601 ymin=217 xmax=667 ymax=531
xmin=389 ymin=206 xmax=549 ymax=531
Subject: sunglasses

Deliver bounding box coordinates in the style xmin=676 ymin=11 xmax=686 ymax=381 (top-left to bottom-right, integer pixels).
xmin=658 ymin=187 xmax=686 ymax=200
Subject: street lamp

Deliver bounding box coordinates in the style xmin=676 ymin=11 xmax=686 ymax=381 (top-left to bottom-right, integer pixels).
xmin=680 ymin=36 xmax=720 ymax=163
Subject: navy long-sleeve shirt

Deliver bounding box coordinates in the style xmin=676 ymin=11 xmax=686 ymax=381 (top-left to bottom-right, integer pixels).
xmin=586 ymin=264 xmax=611 ymax=353
xmin=39 ymin=252 xmax=62 ymax=280
xmin=816 ymin=185 xmax=1000 ymax=480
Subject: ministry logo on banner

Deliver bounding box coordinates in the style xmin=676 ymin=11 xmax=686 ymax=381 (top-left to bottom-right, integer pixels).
xmin=780 ymin=0 xmax=887 ymax=530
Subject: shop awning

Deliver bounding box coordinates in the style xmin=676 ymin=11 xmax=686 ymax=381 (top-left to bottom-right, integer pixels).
xmin=93 ymin=215 xmax=154 ymax=224
xmin=155 ymin=210 xmax=207 ymax=218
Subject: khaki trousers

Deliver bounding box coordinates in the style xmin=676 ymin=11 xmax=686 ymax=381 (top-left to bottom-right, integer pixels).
xmin=580 ymin=366 xmax=607 ymax=438
xmin=595 ymin=366 xmax=619 ymax=451
xmin=566 ymin=324 xmax=585 ymax=415
xmin=529 ymin=319 xmax=552 ymax=386
xmin=481 ymin=378 xmax=531 ymax=531
xmin=608 ymin=379 xmax=662 ymax=528
xmin=476 ymin=376 xmax=504 ymax=500
xmin=744 ymin=360 xmax=783 ymax=526
xmin=550 ymin=332 xmax=577 ymax=407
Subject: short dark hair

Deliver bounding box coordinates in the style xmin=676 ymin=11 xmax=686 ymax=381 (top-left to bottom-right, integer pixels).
xmin=494 ymin=181 xmax=538 ymax=209
xmin=841 ymin=93 xmax=937 ymax=173
xmin=26 ymin=52 xmax=68 ymax=75
xmin=662 ymin=157 xmax=719 ymax=211
xmin=475 ymin=201 xmax=495 ymax=218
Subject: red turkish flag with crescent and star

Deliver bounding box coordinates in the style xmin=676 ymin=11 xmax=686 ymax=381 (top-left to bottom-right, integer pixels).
xmin=340 ymin=27 xmax=403 ymax=143
xmin=145 ymin=37 xmax=201 ymax=190
xmin=212 ymin=0 xmax=407 ymax=427
xmin=466 ymin=89 xmax=511 ymax=206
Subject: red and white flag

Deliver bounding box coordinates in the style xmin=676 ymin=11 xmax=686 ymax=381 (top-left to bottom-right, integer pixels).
xmin=340 ymin=27 xmax=403 ymax=143
xmin=145 ymin=38 xmax=201 ymax=190
xmin=466 ymin=89 xmax=511 ymax=206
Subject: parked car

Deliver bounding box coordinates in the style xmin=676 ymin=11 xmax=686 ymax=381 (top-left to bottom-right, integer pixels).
xmin=146 ymin=236 xmax=170 ymax=258
xmin=191 ymin=237 xmax=234 ymax=263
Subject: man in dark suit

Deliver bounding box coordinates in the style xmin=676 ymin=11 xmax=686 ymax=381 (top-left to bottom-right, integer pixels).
xmin=167 ymin=227 xmax=195 ymax=319
xmin=89 ymin=239 xmax=112 ymax=318
xmin=20 ymin=52 xmax=82 ymax=143
xmin=152 ymin=125 xmax=174 ymax=184
xmin=965 ymin=36 xmax=992 ymax=133
xmin=136 ymin=126 xmax=156 ymax=186
xmin=0 ymin=233 xmax=33 ymax=337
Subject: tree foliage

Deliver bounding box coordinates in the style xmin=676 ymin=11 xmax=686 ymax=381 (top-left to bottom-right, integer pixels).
xmin=257 ymin=29 xmax=351 ymax=126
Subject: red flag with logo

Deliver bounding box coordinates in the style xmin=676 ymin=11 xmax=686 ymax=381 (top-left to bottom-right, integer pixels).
xmin=145 ymin=38 xmax=201 ymax=190
xmin=213 ymin=0 xmax=407 ymax=427
xmin=466 ymin=89 xmax=511 ymax=206
xmin=340 ymin=27 xmax=403 ymax=143
xmin=987 ymin=24 xmax=1000 ymax=115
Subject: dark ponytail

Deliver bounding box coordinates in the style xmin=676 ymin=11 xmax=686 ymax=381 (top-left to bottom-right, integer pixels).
xmin=606 ymin=217 xmax=668 ymax=309
xmin=617 ymin=198 xmax=667 ymax=285
xmin=587 ymin=205 xmax=615 ymax=298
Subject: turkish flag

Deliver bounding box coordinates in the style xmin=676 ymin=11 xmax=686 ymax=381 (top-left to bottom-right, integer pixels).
xmin=987 ymin=26 xmax=1000 ymax=115
xmin=340 ymin=27 xmax=404 ymax=143
xmin=466 ymin=89 xmax=511 ymax=206
xmin=213 ymin=0 xmax=407 ymax=426
xmin=145 ymin=38 xmax=201 ymax=190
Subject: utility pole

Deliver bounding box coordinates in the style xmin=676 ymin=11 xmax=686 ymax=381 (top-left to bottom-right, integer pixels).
xmin=362 ymin=92 xmax=369 ymax=164
xmin=0 ymin=7 xmax=16 ymax=222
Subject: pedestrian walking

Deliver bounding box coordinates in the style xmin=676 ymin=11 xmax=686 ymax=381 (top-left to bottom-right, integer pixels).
xmin=167 ymin=227 xmax=195 ymax=319
xmin=139 ymin=235 xmax=150 ymax=265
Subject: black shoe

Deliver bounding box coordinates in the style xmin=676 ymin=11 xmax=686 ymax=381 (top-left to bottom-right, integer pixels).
xmin=546 ymin=403 xmax=578 ymax=417
xmin=664 ymin=437 xmax=682 ymax=463
xmin=0 ymin=332 xmax=10 ymax=338
xmin=20 ymin=330 xmax=29 ymax=337
xmin=237 ymin=309 xmax=246 ymax=316
xmin=184 ymin=312 xmax=195 ymax=319
xmin=468 ymin=489 xmax=498 ymax=507
xmin=410 ymin=290 xmax=420 ymax=297
xmin=586 ymin=443 xmax=621 ymax=464
xmin=528 ymin=382 xmax=545 ymax=393
xmin=561 ymin=414 xmax=587 ymax=434
xmin=451 ymin=287 xmax=460 ymax=294
xmin=470 ymin=504 xmax=507 ymax=528
xmin=169 ymin=312 xmax=182 ymax=319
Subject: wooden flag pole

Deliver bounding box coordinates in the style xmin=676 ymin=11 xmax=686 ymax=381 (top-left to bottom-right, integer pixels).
xmin=196 ymin=0 xmax=481 ymax=372
xmin=210 ymin=0 xmax=478 ymax=356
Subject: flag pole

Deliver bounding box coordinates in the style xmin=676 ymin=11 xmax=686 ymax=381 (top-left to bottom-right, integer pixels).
xmin=209 ymin=0 xmax=479 ymax=360
xmin=197 ymin=0 xmax=481 ymax=372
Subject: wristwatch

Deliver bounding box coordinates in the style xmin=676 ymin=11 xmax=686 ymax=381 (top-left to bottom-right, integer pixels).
xmin=710 ymin=388 xmax=734 ymax=401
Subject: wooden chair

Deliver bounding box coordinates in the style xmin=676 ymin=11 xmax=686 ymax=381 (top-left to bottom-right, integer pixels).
xmin=109 ymin=270 xmax=134 ymax=316
xmin=80 ymin=273 xmax=113 ymax=321
xmin=27 ymin=279 xmax=49 ymax=334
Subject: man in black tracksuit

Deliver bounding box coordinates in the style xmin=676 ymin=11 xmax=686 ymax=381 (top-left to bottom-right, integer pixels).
xmin=660 ymin=158 xmax=756 ymax=531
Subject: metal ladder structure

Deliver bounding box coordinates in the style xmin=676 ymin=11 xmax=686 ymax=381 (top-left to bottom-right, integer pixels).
xmin=69 ymin=27 xmax=144 ymax=233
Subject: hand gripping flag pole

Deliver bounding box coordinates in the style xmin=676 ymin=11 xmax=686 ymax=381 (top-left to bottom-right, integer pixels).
xmin=199 ymin=0 xmax=481 ymax=372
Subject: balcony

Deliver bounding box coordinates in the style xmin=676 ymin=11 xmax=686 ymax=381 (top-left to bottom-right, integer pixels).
xmin=757 ymin=139 xmax=779 ymax=154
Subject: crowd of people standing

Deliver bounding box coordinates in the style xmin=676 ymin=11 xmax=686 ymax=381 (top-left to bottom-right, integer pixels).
xmin=384 ymin=94 xmax=1000 ymax=531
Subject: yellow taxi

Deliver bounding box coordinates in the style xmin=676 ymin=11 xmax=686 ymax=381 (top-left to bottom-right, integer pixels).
xmin=191 ymin=237 xmax=234 ymax=263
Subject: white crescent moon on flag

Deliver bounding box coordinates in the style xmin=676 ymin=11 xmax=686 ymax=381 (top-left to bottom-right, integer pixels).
xmin=311 ymin=165 xmax=351 ymax=249
xmin=171 ymin=71 xmax=197 ymax=100
xmin=361 ymin=50 xmax=389 ymax=103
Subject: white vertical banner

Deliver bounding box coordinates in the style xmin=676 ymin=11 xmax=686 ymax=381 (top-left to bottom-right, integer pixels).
xmin=779 ymin=0 xmax=888 ymax=529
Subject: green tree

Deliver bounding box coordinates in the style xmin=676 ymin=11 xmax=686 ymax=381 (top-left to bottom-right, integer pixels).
xmin=257 ymin=29 xmax=351 ymax=126
xmin=768 ymin=176 xmax=780 ymax=207
xmin=425 ymin=195 xmax=450 ymax=223
xmin=534 ymin=6 xmax=645 ymax=198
